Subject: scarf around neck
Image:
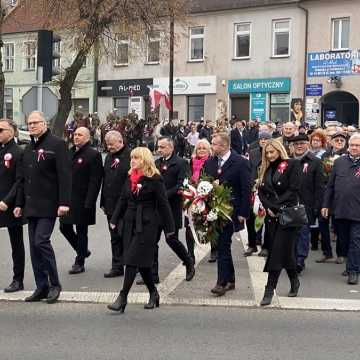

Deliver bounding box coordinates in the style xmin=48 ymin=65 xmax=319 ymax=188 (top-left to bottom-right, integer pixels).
xmin=191 ymin=155 xmax=208 ymax=183
xmin=129 ymin=169 xmax=144 ymax=193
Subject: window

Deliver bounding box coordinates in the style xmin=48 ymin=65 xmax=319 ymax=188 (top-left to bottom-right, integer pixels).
xmin=188 ymin=95 xmax=204 ymax=122
xmin=234 ymin=23 xmax=251 ymax=58
xmin=270 ymin=94 xmax=290 ymax=123
xmin=3 ymin=43 xmax=14 ymax=71
xmin=272 ymin=19 xmax=290 ymax=57
xmin=52 ymin=40 xmax=61 ymax=71
xmin=332 ymin=17 xmax=350 ymax=50
xmin=114 ymin=97 xmax=129 ymax=118
xmin=115 ymin=37 xmax=129 ymax=65
xmin=147 ymin=31 xmax=160 ymax=64
xmin=189 ymin=27 xmax=204 ymax=61
xmin=24 ymin=41 xmax=36 ymax=70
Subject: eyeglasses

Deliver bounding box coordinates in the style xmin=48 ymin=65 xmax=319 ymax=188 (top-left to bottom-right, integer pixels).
xmin=333 ymin=139 xmax=345 ymax=143
xmin=0 ymin=128 xmax=10 ymax=133
xmin=27 ymin=120 xmax=44 ymax=127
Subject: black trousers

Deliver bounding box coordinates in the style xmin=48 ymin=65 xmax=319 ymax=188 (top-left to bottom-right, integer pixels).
xmin=152 ymin=228 xmax=190 ymax=278
xmin=106 ymin=215 xmax=123 ymax=270
xmin=59 ymin=223 xmax=88 ymax=265
xmin=28 ymin=217 xmax=60 ymax=290
xmin=7 ymin=225 xmax=25 ymax=283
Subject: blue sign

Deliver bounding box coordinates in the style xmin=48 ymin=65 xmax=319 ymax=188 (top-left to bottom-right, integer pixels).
xmin=251 ymin=93 xmax=266 ymax=122
xmin=308 ymin=50 xmax=360 ymax=77
xmin=325 ymin=110 xmax=336 ymax=120
xmin=306 ymin=84 xmax=323 ymax=97
xmin=228 ymin=78 xmax=291 ymax=94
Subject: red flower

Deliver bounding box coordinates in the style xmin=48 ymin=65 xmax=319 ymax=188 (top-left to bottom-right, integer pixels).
xmin=277 ymin=161 xmax=288 ymax=174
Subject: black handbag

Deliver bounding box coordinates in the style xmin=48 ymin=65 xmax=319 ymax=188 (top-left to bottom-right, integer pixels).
xmin=278 ymin=204 xmax=308 ymax=228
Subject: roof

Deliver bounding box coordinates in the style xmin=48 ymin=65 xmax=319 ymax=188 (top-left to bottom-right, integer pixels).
xmin=190 ymin=0 xmax=301 ymax=13
xmin=2 ymin=0 xmax=47 ymax=34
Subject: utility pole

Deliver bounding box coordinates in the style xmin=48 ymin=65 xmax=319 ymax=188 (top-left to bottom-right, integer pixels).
xmin=0 ymin=3 xmax=6 ymax=118
xmin=169 ymin=14 xmax=174 ymax=123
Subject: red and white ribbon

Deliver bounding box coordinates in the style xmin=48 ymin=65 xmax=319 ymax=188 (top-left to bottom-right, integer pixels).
xmin=277 ymin=161 xmax=288 ymax=174
xmin=161 ymin=165 xmax=168 ymax=172
xmin=77 ymin=158 xmax=83 ymax=164
xmin=4 ymin=153 xmax=12 ymax=168
xmin=111 ymin=158 xmax=120 ymax=168
xmin=303 ymin=163 xmax=309 ymax=173
xmin=37 ymin=149 xmax=45 ymax=162
xmin=355 ymin=168 xmax=360 ymax=178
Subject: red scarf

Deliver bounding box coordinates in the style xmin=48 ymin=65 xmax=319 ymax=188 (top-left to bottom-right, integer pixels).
xmin=191 ymin=155 xmax=209 ymax=183
xmin=129 ymin=169 xmax=144 ymax=193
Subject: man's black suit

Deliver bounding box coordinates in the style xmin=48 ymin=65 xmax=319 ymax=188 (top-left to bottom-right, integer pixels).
xmin=204 ymin=151 xmax=251 ymax=286
xmin=230 ymin=128 xmax=247 ymax=155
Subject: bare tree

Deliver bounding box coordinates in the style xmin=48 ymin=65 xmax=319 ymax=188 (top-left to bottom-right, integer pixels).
xmin=29 ymin=0 xmax=189 ymax=136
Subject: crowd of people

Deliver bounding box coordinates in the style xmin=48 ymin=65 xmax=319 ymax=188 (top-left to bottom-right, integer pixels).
xmin=1 ymin=110 xmax=360 ymax=313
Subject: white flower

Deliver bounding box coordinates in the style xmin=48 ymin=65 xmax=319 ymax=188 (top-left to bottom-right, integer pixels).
xmin=197 ymin=181 xmax=213 ymax=196
xmin=191 ymin=200 xmax=206 ymax=214
xmin=183 ymin=178 xmax=189 ymax=187
xmin=206 ymin=210 xmax=218 ymax=222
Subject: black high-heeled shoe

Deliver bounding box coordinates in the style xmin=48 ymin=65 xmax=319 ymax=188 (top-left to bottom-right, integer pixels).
xmin=144 ymin=289 xmax=160 ymax=309
xmin=108 ymin=291 xmax=127 ymax=313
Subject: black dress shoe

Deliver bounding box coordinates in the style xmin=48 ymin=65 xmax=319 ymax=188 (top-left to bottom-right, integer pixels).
xmin=4 ymin=280 xmax=24 ymax=293
xmin=144 ymin=289 xmax=160 ymax=309
xmin=104 ymin=269 xmax=124 ymax=278
xmin=108 ymin=291 xmax=127 ymax=313
xmin=69 ymin=264 xmax=85 ymax=275
xmin=260 ymin=286 xmax=274 ymax=306
xmin=211 ymin=284 xmax=227 ymax=296
xmin=185 ymin=259 xmax=195 ymax=281
xmin=25 ymin=288 xmax=49 ymax=302
xmin=348 ymin=273 xmax=359 ymax=285
xmin=288 ymin=278 xmax=300 ymax=297
xmin=46 ymin=285 xmax=62 ymax=304
xmin=208 ymin=251 xmax=217 ymax=263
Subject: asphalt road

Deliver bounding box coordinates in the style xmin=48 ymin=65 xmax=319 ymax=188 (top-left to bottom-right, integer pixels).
xmin=0 ymin=302 xmax=359 ymax=360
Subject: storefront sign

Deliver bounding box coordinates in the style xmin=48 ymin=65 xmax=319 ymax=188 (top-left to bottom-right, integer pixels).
xmin=308 ymin=50 xmax=360 ymax=77
xmin=251 ymin=93 xmax=266 ymax=122
xmin=228 ymin=78 xmax=291 ymax=94
xmin=306 ymin=84 xmax=323 ymax=97
xmin=153 ymin=76 xmax=216 ymax=95
xmin=97 ymin=79 xmax=153 ymax=97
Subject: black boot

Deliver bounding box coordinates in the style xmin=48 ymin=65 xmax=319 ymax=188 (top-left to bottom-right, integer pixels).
xmin=185 ymin=258 xmax=195 ymax=281
xmin=260 ymin=286 xmax=274 ymax=306
xmin=108 ymin=291 xmax=127 ymax=313
xmin=288 ymin=277 xmax=300 ymax=297
xmin=144 ymin=289 xmax=160 ymax=309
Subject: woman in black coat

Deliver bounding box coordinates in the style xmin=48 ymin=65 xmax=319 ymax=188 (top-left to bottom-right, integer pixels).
xmin=258 ymin=139 xmax=302 ymax=306
xmin=108 ymin=147 xmax=175 ymax=313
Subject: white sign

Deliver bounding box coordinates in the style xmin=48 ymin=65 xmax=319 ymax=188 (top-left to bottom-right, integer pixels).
xmin=153 ymin=76 xmax=217 ymax=95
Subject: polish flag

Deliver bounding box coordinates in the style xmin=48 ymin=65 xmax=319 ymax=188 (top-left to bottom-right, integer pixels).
xmin=149 ymin=88 xmax=162 ymax=110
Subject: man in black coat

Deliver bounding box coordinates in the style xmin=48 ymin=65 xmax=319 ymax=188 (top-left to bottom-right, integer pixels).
xmin=60 ymin=127 xmax=103 ymax=274
xmin=322 ymin=134 xmax=360 ymax=285
xmin=230 ymin=120 xmax=247 ymax=155
xmin=199 ymin=120 xmax=213 ymax=142
xmin=290 ymin=134 xmax=325 ymax=273
xmin=0 ymin=119 xmax=25 ymax=293
xmin=15 ymin=111 xmax=71 ymax=304
xmin=149 ymin=137 xmax=195 ymax=283
xmin=204 ymin=132 xmax=251 ymax=296
xmin=100 ymin=130 xmax=130 ymax=278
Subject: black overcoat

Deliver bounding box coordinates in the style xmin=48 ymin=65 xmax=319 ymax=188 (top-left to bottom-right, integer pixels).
xmin=100 ymin=147 xmax=130 ymax=216
xmin=111 ymin=175 xmax=175 ymax=267
xmin=0 ymin=139 xmax=24 ymax=227
xmin=258 ymin=158 xmax=302 ymax=271
xmin=296 ymin=151 xmax=324 ymax=224
xmin=19 ymin=129 xmax=72 ymax=218
xmin=155 ymin=153 xmax=187 ymax=230
xmin=61 ymin=142 xmax=103 ymax=225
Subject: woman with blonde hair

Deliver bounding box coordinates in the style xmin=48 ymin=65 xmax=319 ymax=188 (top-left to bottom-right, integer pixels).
xmin=257 ymin=139 xmax=302 ymax=306
xmin=108 ymin=147 xmax=174 ymax=313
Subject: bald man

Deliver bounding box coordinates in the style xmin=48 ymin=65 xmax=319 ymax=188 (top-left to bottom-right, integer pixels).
xmin=60 ymin=127 xmax=103 ymax=274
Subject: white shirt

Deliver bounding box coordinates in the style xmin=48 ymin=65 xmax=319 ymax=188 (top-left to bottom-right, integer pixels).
xmin=186 ymin=132 xmax=199 ymax=147
xmin=219 ymin=150 xmax=231 ymax=167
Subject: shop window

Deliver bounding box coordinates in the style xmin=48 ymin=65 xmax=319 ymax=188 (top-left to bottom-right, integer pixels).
xmin=188 ymin=95 xmax=204 ymax=122
xmin=234 ymin=23 xmax=251 ymax=59
xmin=4 ymin=88 xmax=13 ymax=119
xmin=24 ymin=41 xmax=36 ymax=71
xmin=114 ymin=97 xmax=129 ymax=118
xmin=272 ymin=19 xmax=290 ymax=57
xmin=332 ymin=17 xmax=350 ymax=50
xmin=147 ymin=31 xmax=160 ymax=64
xmin=3 ymin=43 xmax=14 ymax=71
xmin=115 ymin=37 xmax=129 ymax=65
xmin=189 ymin=27 xmax=204 ymax=61
xmin=270 ymin=94 xmax=290 ymax=123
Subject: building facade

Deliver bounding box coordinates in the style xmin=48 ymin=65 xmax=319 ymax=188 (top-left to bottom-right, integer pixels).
xmin=303 ymin=0 xmax=360 ymax=126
